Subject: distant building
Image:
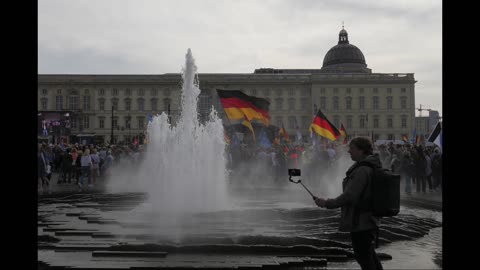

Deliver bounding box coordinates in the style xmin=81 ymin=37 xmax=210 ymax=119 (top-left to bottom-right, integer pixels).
xmin=38 ymin=27 xmax=417 ymax=145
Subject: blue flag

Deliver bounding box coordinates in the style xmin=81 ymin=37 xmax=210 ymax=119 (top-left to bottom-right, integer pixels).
xmin=258 ymin=129 xmax=272 ymax=148
xmin=148 ymin=113 xmax=153 ymax=123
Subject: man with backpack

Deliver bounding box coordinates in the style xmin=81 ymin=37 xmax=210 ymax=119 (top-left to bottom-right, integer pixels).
xmin=314 ymin=137 xmax=384 ymax=270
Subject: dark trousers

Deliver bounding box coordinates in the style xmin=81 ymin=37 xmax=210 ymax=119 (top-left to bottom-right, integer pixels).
xmin=351 ymin=230 xmax=383 ymax=270
xmin=416 ymin=175 xmax=426 ymax=192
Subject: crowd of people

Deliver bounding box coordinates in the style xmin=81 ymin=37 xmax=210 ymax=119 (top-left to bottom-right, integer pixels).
xmin=37 ymin=138 xmax=442 ymax=195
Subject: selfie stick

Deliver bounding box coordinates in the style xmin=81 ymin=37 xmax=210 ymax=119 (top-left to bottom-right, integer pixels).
xmin=289 ymin=176 xmax=315 ymax=198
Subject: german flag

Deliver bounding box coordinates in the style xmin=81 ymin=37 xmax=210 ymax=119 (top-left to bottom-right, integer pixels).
xmin=311 ymin=109 xmax=341 ymax=141
xmin=216 ymin=89 xmax=270 ymax=126
xmin=279 ymin=123 xmax=290 ymax=143
xmin=340 ymin=123 xmax=348 ymax=145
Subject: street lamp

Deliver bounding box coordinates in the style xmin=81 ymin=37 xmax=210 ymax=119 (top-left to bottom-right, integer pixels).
xmin=111 ymin=105 xmax=114 ymax=144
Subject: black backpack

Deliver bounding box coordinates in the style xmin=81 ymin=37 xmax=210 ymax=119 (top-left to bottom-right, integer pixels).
xmin=357 ymin=161 xmax=401 ymax=217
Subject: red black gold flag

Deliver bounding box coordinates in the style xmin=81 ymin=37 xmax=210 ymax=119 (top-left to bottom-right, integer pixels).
xmin=340 ymin=123 xmax=348 ymax=144
xmin=216 ymin=89 xmax=270 ymax=126
xmin=311 ymin=109 xmax=341 ymax=141
xmin=279 ymin=123 xmax=290 ymax=143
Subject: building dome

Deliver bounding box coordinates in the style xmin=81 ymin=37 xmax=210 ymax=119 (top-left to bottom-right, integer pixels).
xmin=321 ymin=28 xmax=369 ymax=73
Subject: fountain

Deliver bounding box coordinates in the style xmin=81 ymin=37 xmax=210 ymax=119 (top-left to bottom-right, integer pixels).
xmin=137 ymin=48 xmax=230 ymax=214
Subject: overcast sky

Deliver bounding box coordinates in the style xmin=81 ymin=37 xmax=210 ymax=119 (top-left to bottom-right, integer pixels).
xmin=39 ymin=0 xmax=442 ymax=116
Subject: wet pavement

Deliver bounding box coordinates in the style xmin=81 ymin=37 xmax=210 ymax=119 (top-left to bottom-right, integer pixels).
xmin=38 ymin=176 xmax=442 ymax=269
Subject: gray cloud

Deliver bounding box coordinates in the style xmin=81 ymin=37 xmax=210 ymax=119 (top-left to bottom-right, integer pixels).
xmin=39 ymin=0 xmax=441 ymax=114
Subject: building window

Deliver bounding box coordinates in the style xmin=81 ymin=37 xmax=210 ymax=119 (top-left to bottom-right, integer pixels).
xmin=99 ymin=88 xmax=105 ymax=96
xmin=333 ymin=96 xmax=339 ymax=111
xmin=276 ymin=98 xmax=283 ymax=110
xmin=125 ymin=116 xmax=131 ymax=129
xmin=263 ymin=89 xmax=270 ymax=96
xmin=251 ymin=89 xmax=257 ymax=96
xmin=83 ymin=95 xmax=90 ymax=111
xmin=301 ymin=90 xmax=307 ymax=96
xmin=301 ymin=98 xmax=308 ymax=109
xmin=387 ymin=88 xmax=392 ymax=94
xmin=333 ymin=116 xmax=339 ymax=129
xmin=373 ymin=88 xmax=378 ymax=94
xmin=401 ymin=88 xmax=406 ymax=93
xmin=151 ymin=98 xmax=158 ymax=111
xmin=301 ymin=116 xmax=309 ymax=129
xmin=401 ymin=116 xmax=407 ymax=128
xmin=320 ymin=97 xmax=326 ymax=110
xmin=276 ymin=89 xmax=283 ymax=96
xmin=387 ymin=96 xmax=393 ymax=110
xmin=99 ymin=99 xmax=105 ymax=111
xmin=333 ymin=88 xmax=338 ymax=94
xmin=112 ymin=88 xmax=118 ymax=96
xmin=359 ymin=96 xmax=365 ymax=110
xmin=372 ymin=96 xmax=379 ymax=110
xmin=401 ymin=96 xmax=407 ymax=109
xmin=151 ymin=88 xmax=158 ymax=96
xmin=99 ymin=118 xmax=105 ymax=129
xmin=374 ymin=118 xmax=379 ymax=128
xmin=276 ymin=116 xmax=283 ymax=128
xmin=111 ymin=99 xmax=118 ymax=110
xmin=288 ymin=89 xmax=294 ymax=96
xmin=346 ymin=88 xmax=351 ymax=94
xmin=387 ymin=117 xmax=393 ymax=128
xmin=347 ymin=116 xmax=352 ymax=129
xmin=346 ymin=97 xmax=352 ymax=110
xmin=164 ymin=89 xmax=171 ymax=96
xmin=198 ymin=94 xmax=212 ymax=114
xmin=388 ymin=134 xmax=394 ymax=140
xmin=83 ymin=116 xmax=89 ymax=129
xmin=68 ymin=96 xmax=79 ymax=110
xmin=42 ymin=89 xmax=48 ymax=95
xmin=138 ymin=88 xmax=145 ymax=96
xmin=55 ymin=96 xmax=63 ymax=110
xmin=41 ymin=98 xmax=48 ymax=110
xmin=84 ymin=89 xmax=89 ymax=95
xmin=137 ymin=99 xmax=145 ymax=111
xmin=138 ymin=117 xmax=145 ymax=129
xmin=288 ymin=98 xmax=295 ymax=110
xmin=359 ymin=88 xmax=364 ymax=94
xmin=126 ymin=88 xmax=132 ymax=96
xmin=288 ymin=116 xmax=296 ymax=129
xmin=57 ymin=89 xmax=62 ymax=95
xmin=163 ymin=98 xmax=171 ymax=111
xmin=360 ymin=117 xmax=365 ymax=128
xmin=125 ymin=99 xmax=131 ymax=111
xmin=320 ymin=88 xmax=325 ymax=94
xmin=71 ymin=117 xmax=77 ymax=129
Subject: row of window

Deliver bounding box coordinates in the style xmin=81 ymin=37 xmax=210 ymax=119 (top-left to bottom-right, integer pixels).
xmin=320 ymin=88 xmax=407 ymax=94
xmin=40 ymin=88 xmax=172 ymax=97
xmin=40 ymin=97 xmax=172 ymax=111
xmin=275 ymin=115 xmax=409 ymax=130
xmin=41 ymin=87 xmax=407 ymax=97
xmin=67 ymin=116 xmax=146 ymax=130
xmin=317 ymin=96 xmax=408 ymax=111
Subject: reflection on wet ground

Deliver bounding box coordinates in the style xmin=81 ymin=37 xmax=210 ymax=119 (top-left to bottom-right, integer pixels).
xmin=38 ymin=191 xmax=442 ymax=269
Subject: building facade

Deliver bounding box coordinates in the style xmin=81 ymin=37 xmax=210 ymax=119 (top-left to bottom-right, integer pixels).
xmin=38 ymin=28 xmax=417 ymax=144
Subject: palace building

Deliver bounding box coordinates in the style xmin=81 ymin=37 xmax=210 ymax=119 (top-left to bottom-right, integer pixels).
xmin=38 ymin=27 xmax=416 ymax=144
